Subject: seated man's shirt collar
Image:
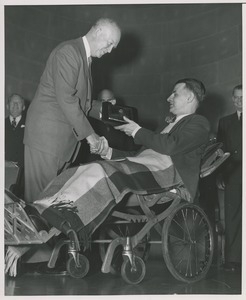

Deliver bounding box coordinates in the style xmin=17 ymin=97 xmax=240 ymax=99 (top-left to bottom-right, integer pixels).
xmin=175 ymin=114 xmax=190 ymax=123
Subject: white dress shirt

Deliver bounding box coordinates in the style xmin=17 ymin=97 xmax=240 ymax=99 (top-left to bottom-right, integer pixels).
xmin=9 ymin=115 xmax=22 ymax=127
xmin=82 ymin=36 xmax=91 ymax=65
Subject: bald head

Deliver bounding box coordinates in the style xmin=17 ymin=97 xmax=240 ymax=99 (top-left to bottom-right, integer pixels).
xmin=86 ymin=18 xmax=121 ymax=58
xmin=7 ymin=94 xmax=25 ymax=118
xmin=98 ymin=89 xmax=115 ymax=101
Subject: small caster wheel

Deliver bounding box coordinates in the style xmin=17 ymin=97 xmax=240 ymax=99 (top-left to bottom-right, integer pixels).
xmin=121 ymin=256 xmax=146 ymax=284
xmin=66 ymin=254 xmax=89 ymax=278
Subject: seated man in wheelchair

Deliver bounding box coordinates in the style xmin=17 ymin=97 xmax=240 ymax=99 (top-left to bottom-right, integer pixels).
xmin=5 ymin=78 xmax=210 ymax=276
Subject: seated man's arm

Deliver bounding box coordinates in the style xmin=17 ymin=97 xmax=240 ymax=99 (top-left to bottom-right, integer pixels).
xmin=92 ymin=136 xmax=142 ymax=160
xmin=134 ymin=115 xmax=210 ymax=156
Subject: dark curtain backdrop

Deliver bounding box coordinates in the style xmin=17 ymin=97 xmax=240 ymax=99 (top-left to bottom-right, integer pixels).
xmin=5 ymin=3 xmax=242 ymax=133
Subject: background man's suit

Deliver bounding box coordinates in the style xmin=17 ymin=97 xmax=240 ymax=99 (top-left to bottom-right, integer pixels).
xmin=217 ymin=112 xmax=242 ymax=264
xmin=24 ymin=37 xmax=101 ymax=203
xmin=5 ymin=114 xmax=26 ymax=167
xmin=5 ymin=114 xmax=26 ymax=197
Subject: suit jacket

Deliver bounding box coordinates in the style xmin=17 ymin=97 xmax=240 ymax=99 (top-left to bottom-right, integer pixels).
xmin=112 ymin=114 xmax=210 ymax=201
xmin=5 ymin=114 xmax=26 ymax=167
xmin=217 ymin=112 xmax=242 ymax=184
xmin=24 ymin=37 xmax=101 ymax=162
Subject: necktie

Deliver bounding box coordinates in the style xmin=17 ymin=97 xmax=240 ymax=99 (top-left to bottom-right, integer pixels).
xmin=12 ymin=117 xmax=16 ymax=128
xmin=165 ymin=115 xmax=176 ymax=124
xmin=162 ymin=116 xmax=177 ymax=134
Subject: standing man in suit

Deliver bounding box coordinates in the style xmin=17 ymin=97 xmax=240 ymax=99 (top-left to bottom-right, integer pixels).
xmin=93 ymin=78 xmax=210 ymax=202
xmin=5 ymin=94 xmax=26 ymax=167
xmin=5 ymin=94 xmax=26 ymax=197
xmin=24 ymin=18 xmax=121 ymax=203
xmin=217 ymin=84 xmax=242 ymax=271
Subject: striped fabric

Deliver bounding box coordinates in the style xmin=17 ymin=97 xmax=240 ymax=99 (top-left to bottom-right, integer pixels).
xmin=34 ymin=149 xmax=183 ymax=244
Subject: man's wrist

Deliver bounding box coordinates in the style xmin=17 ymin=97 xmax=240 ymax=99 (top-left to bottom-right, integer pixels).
xmin=101 ymin=147 xmax=112 ymax=160
xmin=131 ymin=125 xmax=141 ymax=138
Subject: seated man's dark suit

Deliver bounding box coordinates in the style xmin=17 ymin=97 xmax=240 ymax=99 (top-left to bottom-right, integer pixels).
xmin=112 ymin=114 xmax=210 ymax=202
xmin=217 ymin=112 xmax=242 ymax=264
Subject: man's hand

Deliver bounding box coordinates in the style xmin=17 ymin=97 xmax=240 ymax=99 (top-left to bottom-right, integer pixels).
xmin=86 ymin=133 xmax=101 ymax=153
xmin=216 ymin=174 xmax=225 ymax=190
xmin=99 ymin=98 xmax=117 ymax=119
xmin=114 ymin=116 xmax=140 ymax=136
xmin=90 ymin=136 xmax=110 ymax=156
xmin=102 ymin=98 xmax=116 ymax=105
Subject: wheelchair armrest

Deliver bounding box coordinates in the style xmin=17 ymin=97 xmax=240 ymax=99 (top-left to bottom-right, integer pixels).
xmin=200 ymin=152 xmax=230 ymax=178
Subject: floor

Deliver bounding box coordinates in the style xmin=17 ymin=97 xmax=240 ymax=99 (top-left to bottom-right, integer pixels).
xmin=5 ymin=245 xmax=242 ymax=297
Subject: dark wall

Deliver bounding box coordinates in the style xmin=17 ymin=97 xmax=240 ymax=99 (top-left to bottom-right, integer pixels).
xmin=5 ymin=4 xmax=242 ymax=133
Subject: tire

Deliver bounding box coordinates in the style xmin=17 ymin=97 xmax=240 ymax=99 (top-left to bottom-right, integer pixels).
xmin=66 ymin=253 xmax=89 ymax=279
xmin=99 ymin=208 xmax=150 ymax=275
xmin=162 ymin=203 xmax=214 ymax=283
xmin=121 ymin=256 xmax=146 ymax=285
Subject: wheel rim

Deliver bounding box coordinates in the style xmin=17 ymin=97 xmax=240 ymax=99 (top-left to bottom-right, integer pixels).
xmin=66 ymin=254 xmax=89 ymax=278
xmin=162 ymin=203 xmax=214 ymax=282
xmin=121 ymin=256 xmax=146 ymax=284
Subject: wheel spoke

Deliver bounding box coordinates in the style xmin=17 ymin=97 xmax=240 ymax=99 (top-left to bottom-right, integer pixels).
xmin=171 ymin=216 xmax=190 ymax=238
xmin=163 ymin=204 xmax=213 ymax=283
xmin=168 ymin=233 xmax=187 ymax=244
xmin=182 ymin=209 xmax=193 ymax=242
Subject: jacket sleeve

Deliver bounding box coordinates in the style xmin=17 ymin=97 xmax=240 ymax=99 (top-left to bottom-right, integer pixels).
xmin=134 ymin=115 xmax=210 ymax=156
xmin=52 ymin=45 xmax=94 ymax=141
xmin=111 ymin=148 xmax=142 ymax=159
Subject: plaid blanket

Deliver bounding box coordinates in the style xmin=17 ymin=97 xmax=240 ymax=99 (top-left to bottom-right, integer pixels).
xmin=34 ymin=149 xmax=183 ymax=245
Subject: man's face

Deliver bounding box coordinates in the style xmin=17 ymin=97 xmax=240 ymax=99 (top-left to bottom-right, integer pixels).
xmin=8 ymin=96 xmax=25 ymax=118
xmin=92 ymin=25 xmax=121 ymax=58
xmin=232 ymin=88 xmax=242 ymax=112
xmin=167 ymin=83 xmax=192 ymax=116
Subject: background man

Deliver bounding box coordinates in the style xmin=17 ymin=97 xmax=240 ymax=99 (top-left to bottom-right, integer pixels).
xmin=217 ymin=84 xmax=242 ymax=272
xmin=5 ymin=94 xmax=26 ymax=197
xmin=5 ymin=93 xmax=26 ymax=167
xmin=23 ymin=18 xmax=121 ymax=203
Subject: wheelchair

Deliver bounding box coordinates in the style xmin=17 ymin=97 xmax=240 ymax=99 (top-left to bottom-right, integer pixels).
xmin=4 ymin=141 xmax=229 ymax=284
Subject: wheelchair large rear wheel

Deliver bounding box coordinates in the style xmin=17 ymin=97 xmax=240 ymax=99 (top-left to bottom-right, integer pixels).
xmin=99 ymin=208 xmax=150 ymax=275
xmin=162 ymin=202 xmax=214 ymax=283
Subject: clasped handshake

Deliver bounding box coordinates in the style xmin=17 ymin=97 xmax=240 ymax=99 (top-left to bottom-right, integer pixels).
xmin=86 ymin=116 xmax=140 ymax=156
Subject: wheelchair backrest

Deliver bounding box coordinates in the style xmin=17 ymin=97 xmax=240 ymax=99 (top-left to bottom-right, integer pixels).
xmin=200 ymin=141 xmax=230 ymax=178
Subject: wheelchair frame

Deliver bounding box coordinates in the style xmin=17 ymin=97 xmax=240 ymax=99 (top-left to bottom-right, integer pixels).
xmin=5 ymin=143 xmax=229 ymax=284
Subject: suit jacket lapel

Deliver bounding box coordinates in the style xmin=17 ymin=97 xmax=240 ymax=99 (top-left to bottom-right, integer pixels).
xmin=159 ymin=114 xmax=194 ymax=134
xmin=75 ymin=37 xmax=92 ymax=102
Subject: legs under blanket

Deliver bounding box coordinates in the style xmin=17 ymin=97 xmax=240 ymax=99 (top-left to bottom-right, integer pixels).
xmin=5 ymin=151 xmax=184 ymax=277
xmin=33 ymin=156 xmax=183 ymax=243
